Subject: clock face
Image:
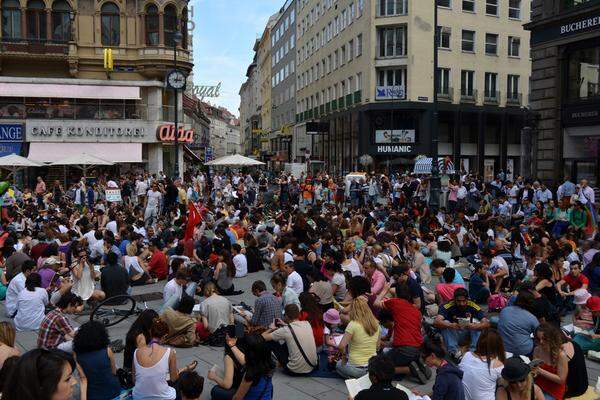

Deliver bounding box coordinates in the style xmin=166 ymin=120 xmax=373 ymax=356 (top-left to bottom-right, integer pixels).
xmin=167 ymin=70 xmax=186 ymax=90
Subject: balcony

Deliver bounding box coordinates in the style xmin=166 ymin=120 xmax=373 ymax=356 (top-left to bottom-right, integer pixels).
xmin=354 ymin=90 xmax=362 ymax=104
xmin=346 ymin=93 xmax=353 ymax=107
xmin=331 ymin=99 xmax=338 ymax=111
xmin=484 ymin=90 xmax=500 ymax=105
xmin=319 ymin=105 xmax=325 ymax=115
xmin=1 ymin=38 xmax=69 ymax=56
xmin=325 ymin=102 xmax=331 ymax=113
xmin=437 ymin=87 xmax=453 ymax=102
xmin=460 ymin=89 xmax=477 ymax=103
xmin=338 ymin=96 xmax=345 ymax=109
xmin=506 ymin=93 xmax=522 ymax=106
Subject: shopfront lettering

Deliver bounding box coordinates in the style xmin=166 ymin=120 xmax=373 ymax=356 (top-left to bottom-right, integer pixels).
xmin=0 ymin=124 xmax=23 ymax=141
xmin=376 ymin=145 xmax=413 ymax=153
xmin=29 ymin=126 xmax=146 ymax=138
xmin=157 ymin=125 xmax=195 ymax=143
xmin=561 ymin=16 xmax=600 ymax=34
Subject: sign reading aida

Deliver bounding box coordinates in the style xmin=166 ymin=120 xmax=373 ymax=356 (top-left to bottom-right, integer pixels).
xmin=375 ymin=130 xmax=415 ymax=144
xmin=375 ymin=85 xmax=406 ymax=100
xmin=0 ymin=124 xmax=23 ymax=141
xmin=157 ymin=124 xmax=194 ymax=143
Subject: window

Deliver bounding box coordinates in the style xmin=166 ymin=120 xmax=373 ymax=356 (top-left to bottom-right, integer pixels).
xmin=436 ymin=68 xmax=451 ymax=95
xmin=356 ymin=72 xmax=362 ymax=91
xmin=378 ymin=0 xmax=407 ymax=16
xmin=567 ymin=46 xmax=600 ymax=100
xmin=461 ymin=30 xmax=474 ymax=52
xmin=484 ymin=72 xmax=498 ymax=97
xmin=164 ymin=5 xmax=177 ymax=47
xmin=437 ymin=0 xmax=451 ymax=7
xmin=485 ymin=33 xmax=498 ymax=55
xmin=358 ymin=0 xmax=363 ymax=16
xmin=509 ymin=0 xmax=520 ymax=19
xmin=507 ymin=74 xmax=520 ymax=99
xmin=145 ymin=4 xmax=159 ymax=45
xmin=462 ymin=0 xmax=474 ymax=12
xmin=378 ymin=26 xmax=407 ymax=58
xmin=508 ymin=36 xmax=520 ymax=57
xmin=377 ymin=68 xmax=407 ymax=94
xmin=52 ymin=0 xmax=71 ymax=42
xmin=101 ymin=2 xmax=120 ymax=45
xmin=437 ymin=27 xmax=450 ymax=49
xmin=461 ymin=70 xmax=475 ymax=96
xmin=333 ymin=50 xmax=338 ymax=69
xmin=2 ymin=0 xmax=21 ymax=40
xmin=26 ymin=0 xmax=46 ymax=40
xmin=348 ymin=39 xmax=354 ymax=60
xmin=327 ymin=54 xmax=332 ymax=73
xmin=349 ymin=3 xmax=355 ymax=21
xmin=356 ymin=34 xmax=363 ymax=56
xmin=486 ymin=0 xmax=498 ymax=15
xmin=290 ymin=8 xmax=295 ymax=23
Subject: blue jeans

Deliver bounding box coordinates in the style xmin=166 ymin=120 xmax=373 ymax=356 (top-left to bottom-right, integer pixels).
xmin=441 ymin=328 xmax=481 ymax=353
xmin=160 ymin=282 xmax=197 ymax=314
xmin=335 ymin=360 xmax=368 ymax=379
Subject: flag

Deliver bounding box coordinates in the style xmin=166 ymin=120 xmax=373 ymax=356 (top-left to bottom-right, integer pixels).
xmin=184 ymin=201 xmax=202 ymax=241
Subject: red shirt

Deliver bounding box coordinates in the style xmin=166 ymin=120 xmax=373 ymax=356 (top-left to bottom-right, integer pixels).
xmin=384 ymin=297 xmax=423 ymax=348
xmin=564 ymin=273 xmax=589 ymax=291
xmin=299 ymin=311 xmax=324 ymax=347
xmin=148 ymin=250 xmax=168 ymax=280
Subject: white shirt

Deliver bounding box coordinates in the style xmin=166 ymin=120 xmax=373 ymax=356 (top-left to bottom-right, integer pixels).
xmin=233 ymin=254 xmax=248 ymax=278
xmin=488 ymin=256 xmax=509 ymax=275
xmin=163 ymin=279 xmax=183 ymax=303
xmin=342 ymin=258 xmax=362 ymax=277
xmin=5 ymin=272 xmax=26 ymax=317
xmin=457 ymin=186 xmax=468 ymax=199
xmin=459 ymin=351 xmax=503 ymax=400
xmin=284 ymin=249 xmax=295 ymax=264
xmin=135 ymin=180 xmax=148 ymax=196
xmin=14 ymin=287 xmax=48 ymax=331
xmin=84 ymin=230 xmax=98 ymax=250
xmin=106 ymin=220 xmax=118 ymax=236
xmin=286 ymin=270 xmax=304 ymax=295
xmin=146 ymin=190 xmax=162 ymax=208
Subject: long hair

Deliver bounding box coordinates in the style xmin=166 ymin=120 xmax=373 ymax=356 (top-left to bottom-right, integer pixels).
xmin=243 ymin=334 xmax=274 ymax=384
xmin=299 ymin=292 xmax=323 ymax=326
xmin=220 ymin=250 xmax=236 ymax=278
xmin=474 ymin=329 xmax=506 ymax=370
xmin=73 ymin=321 xmax=110 ymax=354
xmin=2 ymin=349 xmax=75 ymax=400
xmin=348 ymin=297 xmax=379 ymax=336
xmin=0 ymin=322 xmax=16 ymax=347
xmin=537 ymin=322 xmax=562 ymax=367
xmin=124 ymin=309 xmax=159 ymax=369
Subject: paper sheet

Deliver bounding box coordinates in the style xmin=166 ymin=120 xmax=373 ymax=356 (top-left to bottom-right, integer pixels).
xmin=345 ymin=373 xmax=372 ymax=398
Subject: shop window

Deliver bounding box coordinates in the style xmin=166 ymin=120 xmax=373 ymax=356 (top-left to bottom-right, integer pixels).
xmin=164 ymin=4 xmax=177 ymax=47
xmin=101 ymin=2 xmax=120 ymax=46
xmin=26 ymin=0 xmax=46 ymax=40
xmin=145 ymin=4 xmax=159 ymax=45
xmin=1 ymin=0 xmax=21 ymax=40
xmin=51 ymin=0 xmax=71 ymax=42
xmin=567 ymin=45 xmax=600 ymax=101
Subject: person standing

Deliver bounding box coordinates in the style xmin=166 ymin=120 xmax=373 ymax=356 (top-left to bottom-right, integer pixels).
xmin=145 ymin=183 xmax=163 ymax=227
xmin=35 ymin=176 xmax=46 ymax=208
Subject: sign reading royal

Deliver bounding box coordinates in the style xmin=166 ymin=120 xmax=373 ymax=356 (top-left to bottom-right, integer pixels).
xmin=26 ymin=120 xmax=159 ymax=143
xmin=375 ymin=86 xmax=406 ymax=101
xmin=0 ymin=124 xmax=23 ymax=142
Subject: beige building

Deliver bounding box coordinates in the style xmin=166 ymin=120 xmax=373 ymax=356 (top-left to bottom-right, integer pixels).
xmin=258 ymin=14 xmax=280 ymax=156
xmin=0 ymin=0 xmax=195 ymax=179
xmin=295 ymin=0 xmax=531 ymax=176
xmin=239 ymin=40 xmax=262 ymax=156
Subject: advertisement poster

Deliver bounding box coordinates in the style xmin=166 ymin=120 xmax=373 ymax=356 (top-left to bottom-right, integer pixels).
xmin=484 ymin=159 xmax=495 ymax=182
xmin=375 ymin=130 xmax=415 ymax=144
xmin=460 ymin=158 xmax=470 ymax=174
xmin=506 ymin=159 xmax=514 ymax=182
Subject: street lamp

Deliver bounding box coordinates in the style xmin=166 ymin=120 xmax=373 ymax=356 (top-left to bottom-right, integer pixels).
xmin=429 ymin=0 xmax=441 ymax=211
xmin=173 ymin=30 xmax=183 ymax=179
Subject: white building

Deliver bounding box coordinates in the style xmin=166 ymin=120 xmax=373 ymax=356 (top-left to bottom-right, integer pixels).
xmin=203 ymin=103 xmax=241 ymax=159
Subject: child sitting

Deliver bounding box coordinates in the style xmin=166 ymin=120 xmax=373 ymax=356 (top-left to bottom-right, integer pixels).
xmin=323 ymin=308 xmax=343 ymax=369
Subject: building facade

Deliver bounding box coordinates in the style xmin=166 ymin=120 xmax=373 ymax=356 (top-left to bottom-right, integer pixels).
xmin=526 ymin=0 xmax=600 ymax=186
xmin=294 ymin=0 xmax=531 ymax=177
xmin=0 ymin=0 xmax=194 ymax=179
xmin=258 ymin=14 xmax=279 ymax=158
xmin=239 ymin=40 xmax=262 ymax=156
xmin=270 ymin=0 xmax=297 ymax=164
xmin=203 ymin=103 xmax=240 ymax=159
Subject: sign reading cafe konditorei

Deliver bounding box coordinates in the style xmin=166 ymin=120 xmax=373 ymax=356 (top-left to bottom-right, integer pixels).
xmin=25 ymin=120 xmax=161 ymax=143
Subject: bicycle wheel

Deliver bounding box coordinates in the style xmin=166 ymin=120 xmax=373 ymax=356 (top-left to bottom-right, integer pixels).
xmin=90 ymin=295 xmax=137 ymax=327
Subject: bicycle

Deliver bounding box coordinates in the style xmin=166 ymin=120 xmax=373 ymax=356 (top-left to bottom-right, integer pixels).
xmin=90 ymin=294 xmax=146 ymax=327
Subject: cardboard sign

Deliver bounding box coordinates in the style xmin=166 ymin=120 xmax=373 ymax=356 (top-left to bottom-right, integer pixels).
xmin=105 ymin=189 xmax=122 ymax=202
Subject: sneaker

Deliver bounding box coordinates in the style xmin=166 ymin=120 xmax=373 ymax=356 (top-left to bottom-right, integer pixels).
xmin=409 ymin=360 xmax=429 ymax=384
xmin=450 ymin=350 xmax=463 ymax=363
xmin=416 ymin=358 xmax=432 ymax=380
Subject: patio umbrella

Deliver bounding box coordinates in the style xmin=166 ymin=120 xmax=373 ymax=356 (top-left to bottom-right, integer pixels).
xmin=205 ymin=154 xmax=265 ymax=167
xmin=0 ymin=153 xmax=44 ymax=181
xmin=49 ymin=153 xmax=114 ymax=176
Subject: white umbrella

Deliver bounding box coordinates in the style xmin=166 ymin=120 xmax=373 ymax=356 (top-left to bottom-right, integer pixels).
xmin=205 ymin=154 xmax=265 ymax=167
xmin=0 ymin=153 xmax=44 ymax=181
xmin=49 ymin=153 xmax=114 ymax=176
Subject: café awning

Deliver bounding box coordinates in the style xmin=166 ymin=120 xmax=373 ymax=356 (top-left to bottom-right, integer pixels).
xmin=28 ymin=143 xmax=143 ymax=163
xmin=205 ymin=154 xmax=265 ymax=167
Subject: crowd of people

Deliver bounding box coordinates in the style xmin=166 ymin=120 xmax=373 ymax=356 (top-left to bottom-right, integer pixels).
xmin=0 ymin=168 xmax=597 ymax=400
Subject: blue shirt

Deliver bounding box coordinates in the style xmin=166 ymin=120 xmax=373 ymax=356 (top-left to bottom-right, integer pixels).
xmin=498 ymin=306 xmax=539 ymax=356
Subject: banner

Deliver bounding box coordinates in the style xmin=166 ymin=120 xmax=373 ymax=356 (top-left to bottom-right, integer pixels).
xmin=375 ymin=130 xmax=415 ymax=144
xmin=105 ymin=189 xmax=122 ymax=202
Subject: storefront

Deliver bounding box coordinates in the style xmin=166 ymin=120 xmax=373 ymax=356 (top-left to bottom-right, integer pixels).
xmin=526 ymin=2 xmax=600 ymax=185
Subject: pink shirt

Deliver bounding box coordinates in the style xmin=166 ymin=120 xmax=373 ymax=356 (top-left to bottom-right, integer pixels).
xmin=435 ymin=283 xmax=465 ymax=304
xmin=370 ymin=269 xmax=386 ymax=296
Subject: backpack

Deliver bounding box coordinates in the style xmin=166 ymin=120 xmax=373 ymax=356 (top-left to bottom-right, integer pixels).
xmin=487 ymin=293 xmax=508 ymax=312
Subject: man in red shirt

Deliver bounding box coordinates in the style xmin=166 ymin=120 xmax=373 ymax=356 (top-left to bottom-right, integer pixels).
xmin=374 ymin=282 xmax=431 ymax=384
xmin=558 ymin=261 xmax=589 ymax=297
xmin=147 ymin=239 xmax=168 ymax=280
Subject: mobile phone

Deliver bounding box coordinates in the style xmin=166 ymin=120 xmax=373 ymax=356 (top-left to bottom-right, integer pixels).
xmin=529 ymin=359 xmax=543 ymax=368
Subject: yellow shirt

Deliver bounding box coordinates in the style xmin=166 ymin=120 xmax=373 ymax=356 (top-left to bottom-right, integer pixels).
xmin=346 ymin=320 xmax=379 ymax=366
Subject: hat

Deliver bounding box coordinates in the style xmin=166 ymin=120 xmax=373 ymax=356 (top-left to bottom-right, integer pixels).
xmin=323 ymin=309 xmax=341 ymax=325
xmin=573 ymin=289 xmax=592 ymax=305
xmin=501 ymin=357 xmax=530 ymax=382
xmin=586 ymin=296 xmax=600 ymax=312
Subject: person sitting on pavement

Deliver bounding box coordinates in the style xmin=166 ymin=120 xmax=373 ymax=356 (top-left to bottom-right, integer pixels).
xmin=70 ymin=244 xmax=106 ymax=303
xmin=433 ymin=287 xmax=490 ymax=360
xmin=496 ymin=357 xmax=545 ymax=400
xmin=37 ymin=291 xmax=83 ymax=352
xmin=161 ymin=295 xmax=200 ymax=348
xmin=351 ymin=354 xmax=409 ymax=400
xmin=262 ymin=304 xmax=318 ymax=376
xmin=420 ymin=338 xmax=466 ymax=400
xmin=270 ymin=272 xmax=300 ymax=310
xmin=5 ymin=260 xmax=35 ymax=318
xmin=197 ymin=282 xmax=234 ymax=341
xmin=14 ymin=272 xmax=48 ymax=331
xmin=100 ymin=251 xmax=130 ymax=300
xmin=436 ymin=267 xmax=466 ymax=304
xmin=161 ymin=268 xmax=197 ymax=314
xmin=238 ymin=280 xmax=282 ymax=328
xmin=498 ymin=289 xmax=540 ymax=357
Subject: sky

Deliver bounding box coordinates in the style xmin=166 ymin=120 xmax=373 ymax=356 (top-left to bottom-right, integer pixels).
xmin=191 ymin=0 xmax=283 ymax=117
